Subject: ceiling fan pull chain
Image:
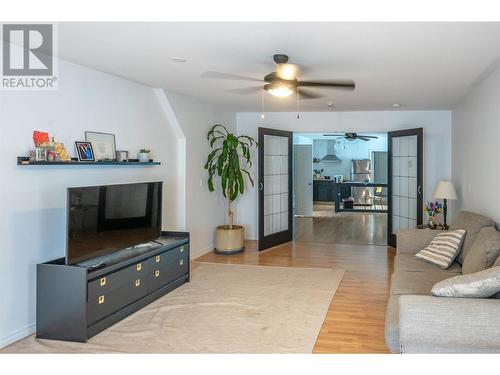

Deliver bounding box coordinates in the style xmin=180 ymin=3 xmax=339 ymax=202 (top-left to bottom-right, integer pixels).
xmin=260 ymin=90 xmax=265 ymax=120
xmin=296 ymin=87 xmax=300 ymax=119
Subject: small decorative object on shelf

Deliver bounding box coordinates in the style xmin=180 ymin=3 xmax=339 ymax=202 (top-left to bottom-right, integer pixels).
xmin=31 ymin=131 xmax=71 ymax=162
xmin=138 ymin=148 xmax=151 ymax=162
xmin=54 ymin=142 xmax=71 ymax=161
xmin=75 ymin=141 xmax=95 ymax=162
xmin=116 ymin=150 xmax=129 ymax=162
xmin=425 ymin=201 xmax=443 ymax=229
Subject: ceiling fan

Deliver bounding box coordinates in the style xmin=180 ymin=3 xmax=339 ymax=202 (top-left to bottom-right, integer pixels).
xmin=201 ymin=54 xmax=355 ymax=99
xmin=323 ymin=133 xmax=379 ymax=141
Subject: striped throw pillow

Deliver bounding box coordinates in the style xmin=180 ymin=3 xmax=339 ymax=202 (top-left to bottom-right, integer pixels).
xmin=415 ymin=229 xmax=466 ymax=269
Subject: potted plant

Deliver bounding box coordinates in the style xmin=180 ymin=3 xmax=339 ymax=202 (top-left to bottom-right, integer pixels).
xmin=138 ymin=148 xmax=151 ymax=162
xmin=205 ymin=124 xmax=257 ymax=254
xmin=425 ymin=201 xmax=443 ymax=229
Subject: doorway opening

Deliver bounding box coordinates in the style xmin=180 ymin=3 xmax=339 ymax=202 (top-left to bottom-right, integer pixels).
xmin=293 ymin=132 xmax=388 ymax=246
xmin=257 ymin=127 xmax=423 ymax=252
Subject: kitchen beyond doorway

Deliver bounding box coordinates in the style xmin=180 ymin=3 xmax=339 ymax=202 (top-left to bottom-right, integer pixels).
xmin=293 ymin=132 xmax=388 ymax=246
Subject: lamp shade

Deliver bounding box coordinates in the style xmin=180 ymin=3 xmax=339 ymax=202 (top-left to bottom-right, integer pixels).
xmin=432 ymin=181 xmax=457 ymax=200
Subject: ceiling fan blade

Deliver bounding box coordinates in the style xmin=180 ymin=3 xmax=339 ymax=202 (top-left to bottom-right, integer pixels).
xmin=297 ymin=80 xmax=355 ymax=89
xmin=225 ymin=86 xmax=263 ymax=95
xmin=357 ymin=135 xmax=378 ymax=139
xmin=200 ymin=71 xmax=263 ymax=82
xmin=357 ymin=136 xmax=372 ymax=141
xmin=323 ymin=134 xmax=345 ymax=137
xmin=298 ymin=88 xmax=323 ymax=99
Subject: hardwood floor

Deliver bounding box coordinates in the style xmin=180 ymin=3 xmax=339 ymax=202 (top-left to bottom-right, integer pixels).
xmin=295 ymin=203 xmax=387 ymax=246
xmin=196 ymin=240 xmax=396 ymax=353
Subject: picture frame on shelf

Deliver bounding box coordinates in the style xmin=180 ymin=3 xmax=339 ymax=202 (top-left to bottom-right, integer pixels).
xmin=75 ymin=141 xmax=95 ymax=162
xmin=85 ymin=131 xmax=116 ymax=161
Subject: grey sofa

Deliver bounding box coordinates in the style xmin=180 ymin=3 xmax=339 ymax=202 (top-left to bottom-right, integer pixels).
xmin=385 ymin=211 xmax=500 ymax=353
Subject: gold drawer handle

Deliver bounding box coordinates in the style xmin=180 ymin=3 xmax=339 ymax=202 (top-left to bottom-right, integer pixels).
xmin=180 ymin=246 xmax=184 ymax=253
xmin=100 ymin=277 xmax=106 ymax=287
xmin=98 ymin=295 xmax=105 ymax=304
xmin=155 ymin=255 xmax=160 ymax=263
xmin=179 ymin=259 xmax=184 ymax=266
xmin=155 ymin=270 xmax=160 ymax=277
xmin=136 ymin=263 xmax=142 ymax=271
xmin=135 ymin=279 xmax=141 ymax=287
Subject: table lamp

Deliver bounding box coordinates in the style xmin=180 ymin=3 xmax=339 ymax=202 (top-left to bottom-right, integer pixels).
xmin=432 ymin=181 xmax=457 ymax=230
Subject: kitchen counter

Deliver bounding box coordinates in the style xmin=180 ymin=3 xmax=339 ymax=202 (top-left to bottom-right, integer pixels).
xmin=313 ymin=180 xmax=389 ymax=212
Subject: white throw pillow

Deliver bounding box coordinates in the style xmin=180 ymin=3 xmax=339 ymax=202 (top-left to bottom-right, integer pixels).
xmin=432 ymin=266 xmax=500 ymax=298
xmin=415 ymin=229 xmax=466 ymax=269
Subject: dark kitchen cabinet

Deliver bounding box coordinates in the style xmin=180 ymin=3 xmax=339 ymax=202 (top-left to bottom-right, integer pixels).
xmin=314 ymin=180 xmax=335 ymax=202
xmin=317 ymin=183 xmax=331 ymax=201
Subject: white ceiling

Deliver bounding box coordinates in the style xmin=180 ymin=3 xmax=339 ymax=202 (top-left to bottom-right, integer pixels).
xmin=57 ymin=22 xmax=500 ymax=111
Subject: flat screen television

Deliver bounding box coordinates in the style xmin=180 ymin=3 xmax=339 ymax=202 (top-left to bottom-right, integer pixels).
xmin=66 ymin=181 xmax=162 ymax=265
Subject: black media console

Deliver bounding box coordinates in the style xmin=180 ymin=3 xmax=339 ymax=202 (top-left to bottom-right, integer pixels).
xmin=36 ymin=231 xmax=190 ymax=342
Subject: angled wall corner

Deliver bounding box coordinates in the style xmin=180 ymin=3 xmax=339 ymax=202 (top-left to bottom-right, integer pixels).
xmin=154 ymin=88 xmax=187 ymax=231
xmin=159 ymin=89 xmax=237 ymax=258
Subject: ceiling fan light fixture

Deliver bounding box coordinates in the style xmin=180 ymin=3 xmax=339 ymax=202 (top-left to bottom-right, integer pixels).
xmin=265 ymin=83 xmax=294 ymax=97
xmin=276 ymin=63 xmax=298 ymax=80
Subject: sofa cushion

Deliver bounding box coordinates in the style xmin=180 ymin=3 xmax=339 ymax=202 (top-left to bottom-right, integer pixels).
xmin=395 ymin=254 xmax=462 ymax=274
xmin=390 ymin=270 xmax=452 ymax=296
xmin=414 ymin=229 xmax=466 ymax=269
xmin=462 ymin=227 xmax=500 ymax=274
xmin=431 ymin=267 xmax=500 ymax=298
xmin=385 ymin=296 xmax=400 ymax=353
xmin=450 ymin=211 xmax=495 ymax=265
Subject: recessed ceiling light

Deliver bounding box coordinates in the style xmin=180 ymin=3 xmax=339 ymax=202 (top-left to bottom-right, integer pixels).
xmin=171 ymin=57 xmax=187 ymax=63
xmin=392 ymin=103 xmax=401 ymax=108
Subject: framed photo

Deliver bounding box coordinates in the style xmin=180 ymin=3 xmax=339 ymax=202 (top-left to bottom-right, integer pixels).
xmin=75 ymin=141 xmax=95 ymax=162
xmin=85 ymin=131 xmax=116 ymax=161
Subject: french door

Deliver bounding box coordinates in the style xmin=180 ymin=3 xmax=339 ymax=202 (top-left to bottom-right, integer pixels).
xmin=387 ymin=128 xmax=423 ymax=247
xmin=258 ymin=127 xmax=293 ymax=251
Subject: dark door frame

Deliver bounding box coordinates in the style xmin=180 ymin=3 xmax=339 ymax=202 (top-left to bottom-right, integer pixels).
xmin=258 ymin=127 xmax=293 ymax=251
xmin=387 ymin=128 xmax=424 ymax=247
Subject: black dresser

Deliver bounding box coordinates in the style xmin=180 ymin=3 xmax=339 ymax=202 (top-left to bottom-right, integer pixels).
xmin=36 ymin=231 xmax=189 ymax=342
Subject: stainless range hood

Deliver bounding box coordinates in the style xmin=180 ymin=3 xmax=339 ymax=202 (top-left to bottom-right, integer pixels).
xmin=320 ymin=140 xmax=341 ymax=163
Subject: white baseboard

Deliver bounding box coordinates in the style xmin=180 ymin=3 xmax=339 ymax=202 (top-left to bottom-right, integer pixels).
xmin=0 ymin=323 xmax=35 ymax=349
xmin=191 ymin=243 xmax=215 ymax=260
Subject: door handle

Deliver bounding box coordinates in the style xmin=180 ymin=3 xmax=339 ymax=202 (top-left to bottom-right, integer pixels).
xmin=259 ymin=182 xmax=264 ymax=191
xmin=417 ymin=185 xmax=422 ymax=195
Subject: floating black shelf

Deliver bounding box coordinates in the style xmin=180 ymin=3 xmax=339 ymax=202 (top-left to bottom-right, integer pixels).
xmin=17 ymin=157 xmax=160 ymax=166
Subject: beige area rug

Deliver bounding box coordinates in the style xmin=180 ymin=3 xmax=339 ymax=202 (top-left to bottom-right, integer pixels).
xmin=3 ymin=263 xmax=343 ymax=353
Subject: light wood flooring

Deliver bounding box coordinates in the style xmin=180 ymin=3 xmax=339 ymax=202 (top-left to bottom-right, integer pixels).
xmin=295 ymin=203 xmax=387 ymax=246
xmin=196 ymin=240 xmax=396 ymax=353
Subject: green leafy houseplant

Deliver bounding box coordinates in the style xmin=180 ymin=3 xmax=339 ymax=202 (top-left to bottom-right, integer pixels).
xmin=205 ymin=124 xmax=257 ymax=229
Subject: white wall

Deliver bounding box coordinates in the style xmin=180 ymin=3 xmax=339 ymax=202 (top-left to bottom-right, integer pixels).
xmin=235 ymin=111 xmax=452 ymax=239
xmin=0 ymin=59 xmax=181 ymax=347
xmin=163 ymin=90 xmax=236 ymax=257
xmin=452 ymin=63 xmax=500 ymax=226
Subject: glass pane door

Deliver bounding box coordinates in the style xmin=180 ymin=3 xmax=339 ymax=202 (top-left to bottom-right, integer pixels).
xmin=388 ymin=128 xmax=423 ymax=247
xmin=259 ymin=128 xmax=293 ymax=251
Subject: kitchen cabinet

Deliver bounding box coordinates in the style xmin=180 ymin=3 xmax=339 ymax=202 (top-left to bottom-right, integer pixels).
xmin=313 ymin=180 xmax=335 ymax=202
xmin=314 ymin=181 xmax=352 ymax=204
